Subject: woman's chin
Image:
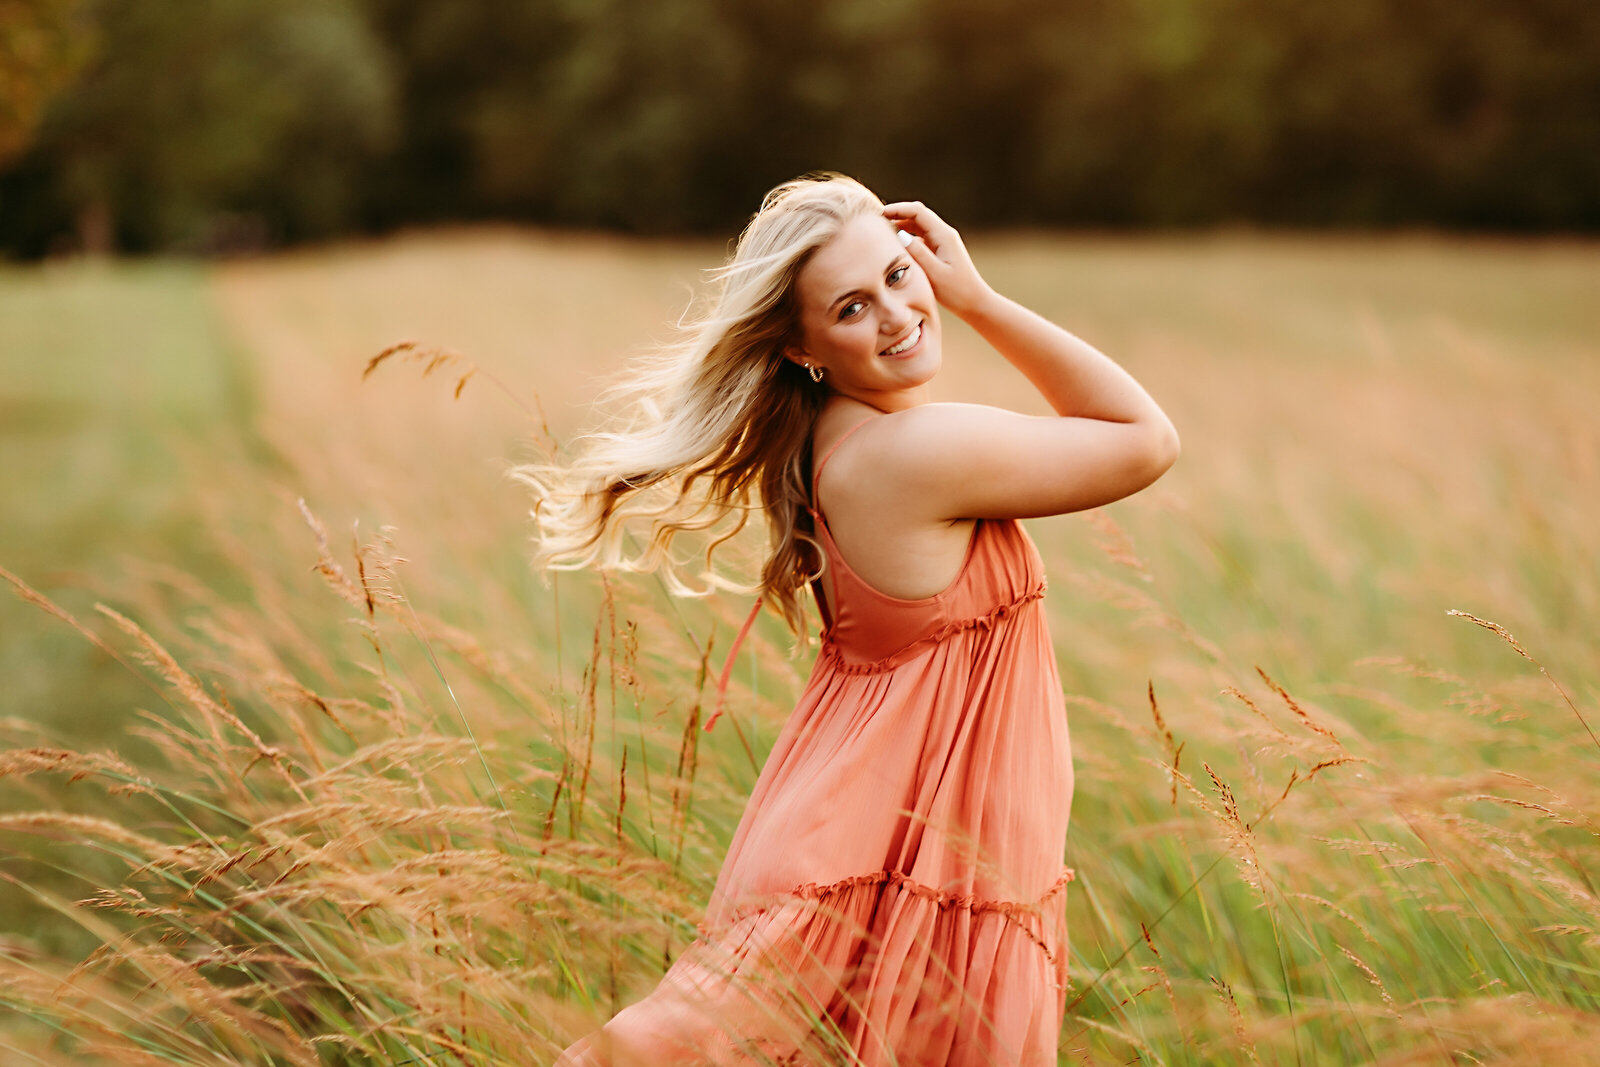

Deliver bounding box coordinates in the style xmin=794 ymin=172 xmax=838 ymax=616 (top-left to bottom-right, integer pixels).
xmin=897 ymin=346 xmax=941 ymax=386
xmin=881 ymin=357 xmax=942 ymax=403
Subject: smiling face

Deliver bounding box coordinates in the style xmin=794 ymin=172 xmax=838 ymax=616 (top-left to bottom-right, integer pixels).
xmin=787 ymin=212 xmax=941 ymax=412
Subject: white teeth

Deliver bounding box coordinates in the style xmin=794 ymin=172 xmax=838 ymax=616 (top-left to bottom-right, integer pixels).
xmin=883 ymin=323 xmax=921 ymax=356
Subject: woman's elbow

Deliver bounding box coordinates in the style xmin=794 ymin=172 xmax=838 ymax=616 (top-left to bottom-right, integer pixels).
xmin=1142 ymin=417 xmax=1180 ymax=482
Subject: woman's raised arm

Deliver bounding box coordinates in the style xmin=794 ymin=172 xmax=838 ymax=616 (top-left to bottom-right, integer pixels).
xmin=876 ymin=201 xmax=1180 ymax=521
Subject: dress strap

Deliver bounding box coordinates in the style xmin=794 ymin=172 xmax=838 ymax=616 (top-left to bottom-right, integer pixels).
xmin=810 ymin=414 xmax=879 ymax=510
xmin=704 ymin=595 xmax=764 ymax=732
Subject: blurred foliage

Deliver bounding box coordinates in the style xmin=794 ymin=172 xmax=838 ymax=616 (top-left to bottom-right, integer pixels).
xmin=0 ymin=0 xmax=395 ymax=253
xmin=1 ymin=0 xmax=1598 ymax=253
xmin=0 ymin=0 xmax=91 ymax=168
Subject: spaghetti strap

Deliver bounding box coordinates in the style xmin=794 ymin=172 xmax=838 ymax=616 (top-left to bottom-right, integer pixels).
xmin=810 ymin=415 xmax=878 ymax=508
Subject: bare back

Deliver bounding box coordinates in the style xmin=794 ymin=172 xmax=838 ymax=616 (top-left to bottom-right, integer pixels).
xmin=809 ymin=399 xmax=977 ymax=609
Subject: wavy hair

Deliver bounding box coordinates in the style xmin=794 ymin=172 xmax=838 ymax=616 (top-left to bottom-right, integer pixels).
xmin=515 ymin=173 xmax=884 ymax=634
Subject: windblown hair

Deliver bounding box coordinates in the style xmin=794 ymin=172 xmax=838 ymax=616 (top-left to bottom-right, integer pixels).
xmin=516 ymin=173 xmax=885 ymax=634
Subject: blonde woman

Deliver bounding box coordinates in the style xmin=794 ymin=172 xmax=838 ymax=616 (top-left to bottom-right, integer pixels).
xmin=538 ymin=174 xmax=1178 ymax=1066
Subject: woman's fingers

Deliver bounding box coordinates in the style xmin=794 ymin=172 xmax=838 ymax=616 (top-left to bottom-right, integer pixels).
xmin=882 ymin=200 xmax=929 ymax=224
xmin=893 ymin=224 xmax=945 ymax=283
xmin=884 ymin=200 xmax=991 ymax=318
xmin=882 ymin=201 xmax=936 ymax=236
xmin=883 ymin=201 xmax=951 ymax=253
xmin=901 ymin=229 xmax=941 ymax=274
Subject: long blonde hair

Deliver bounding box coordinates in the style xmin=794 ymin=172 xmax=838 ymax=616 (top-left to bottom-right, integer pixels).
xmin=516 ymin=173 xmax=884 ymax=633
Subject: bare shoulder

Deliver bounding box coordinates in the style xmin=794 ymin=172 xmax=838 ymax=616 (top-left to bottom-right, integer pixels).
xmin=815 ymin=402 xmax=1011 ymax=505
xmin=814 ymin=402 xmax=979 ymax=475
xmin=828 ymin=401 xmax=992 ymax=447
xmin=883 ymin=401 xmax=1012 ymax=443
xmin=829 ymin=401 xmax=1178 ymax=523
xmin=854 ymin=401 xmax=1038 ymax=472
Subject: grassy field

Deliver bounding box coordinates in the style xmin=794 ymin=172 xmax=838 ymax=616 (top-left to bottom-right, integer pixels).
xmin=1 ymin=229 xmax=1598 ymax=1065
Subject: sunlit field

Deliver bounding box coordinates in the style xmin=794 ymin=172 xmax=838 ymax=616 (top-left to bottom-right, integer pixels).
xmin=3 ymin=229 xmax=1598 ymax=1065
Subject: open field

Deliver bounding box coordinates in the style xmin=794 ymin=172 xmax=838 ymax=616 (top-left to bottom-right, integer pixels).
xmin=2 ymin=229 xmax=1599 ymax=1064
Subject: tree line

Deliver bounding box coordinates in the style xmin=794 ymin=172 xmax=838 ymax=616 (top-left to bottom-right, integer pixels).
xmin=2 ymin=0 xmax=1597 ymax=255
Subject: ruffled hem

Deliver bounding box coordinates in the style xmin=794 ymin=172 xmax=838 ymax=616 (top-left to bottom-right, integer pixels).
xmin=820 ymin=583 xmax=1048 ymax=675
xmin=704 ymin=865 xmax=1073 ymax=967
xmin=607 ymin=865 xmax=1073 ymax=1065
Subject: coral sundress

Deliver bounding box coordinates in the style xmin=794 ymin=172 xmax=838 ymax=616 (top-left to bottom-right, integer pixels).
xmin=594 ymin=418 xmax=1075 ymax=1066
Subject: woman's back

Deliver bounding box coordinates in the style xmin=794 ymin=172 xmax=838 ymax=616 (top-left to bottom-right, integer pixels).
xmin=806 ymin=415 xmax=1050 ymax=670
xmin=806 ymin=406 xmax=982 ymax=605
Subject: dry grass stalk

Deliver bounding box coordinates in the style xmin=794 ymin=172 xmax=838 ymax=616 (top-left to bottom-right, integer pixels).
xmin=1255 ymin=665 xmax=1344 ymax=748
xmin=1087 ymin=510 xmax=1154 ymax=583
xmin=1340 ymin=945 xmax=1399 ymax=1017
xmin=1447 ymin=609 xmax=1599 ymax=754
xmin=0 ymin=813 xmax=163 ymax=854
xmin=364 ymin=340 xmax=477 ymax=400
xmin=0 ymin=748 xmax=154 ymax=795
xmin=1 ymin=564 xmax=128 ymax=667
xmin=1147 ymin=681 xmax=1185 ymax=809
xmin=95 ymin=603 xmax=303 ymax=794
xmin=1208 ymin=976 xmax=1262 ymax=1065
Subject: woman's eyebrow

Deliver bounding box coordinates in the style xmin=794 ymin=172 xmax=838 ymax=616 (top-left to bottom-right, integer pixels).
xmin=827 ymin=287 xmax=866 ymax=313
xmin=826 ymin=254 xmax=909 ymax=312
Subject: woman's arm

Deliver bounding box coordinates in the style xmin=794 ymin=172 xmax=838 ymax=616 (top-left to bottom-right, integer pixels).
xmin=874 ymin=201 xmax=1180 ymax=521
xmin=961 ymin=292 xmax=1177 ymax=429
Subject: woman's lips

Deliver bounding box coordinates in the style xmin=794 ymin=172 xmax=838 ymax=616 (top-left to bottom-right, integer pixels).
xmin=881 ymin=321 xmax=923 ymax=357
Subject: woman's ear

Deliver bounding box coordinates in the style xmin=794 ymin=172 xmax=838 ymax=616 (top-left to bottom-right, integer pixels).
xmin=782 ymin=344 xmax=811 ymax=370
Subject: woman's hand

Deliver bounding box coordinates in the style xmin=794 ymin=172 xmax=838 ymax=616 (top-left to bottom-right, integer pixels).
xmin=882 ymin=201 xmax=995 ymax=320
xmin=868 ymin=200 xmax=1177 ymax=524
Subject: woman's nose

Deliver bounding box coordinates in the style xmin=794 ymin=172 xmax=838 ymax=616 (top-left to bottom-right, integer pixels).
xmin=879 ymin=292 xmax=914 ymax=332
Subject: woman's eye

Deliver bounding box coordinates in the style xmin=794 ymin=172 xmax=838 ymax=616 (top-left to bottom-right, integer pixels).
xmin=888 ymin=266 xmax=909 ymax=285
xmin=838 ymin=300 xmax=865 ymax=320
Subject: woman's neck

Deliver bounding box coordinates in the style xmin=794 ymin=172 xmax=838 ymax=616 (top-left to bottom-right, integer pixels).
xmin=827 ymin=383 xmax=931 ymax=415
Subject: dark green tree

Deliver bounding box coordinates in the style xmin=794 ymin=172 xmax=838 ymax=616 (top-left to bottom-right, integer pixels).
xmin=0 ymin=0 xmax=93 ymax=168
xmin=4 ymin=0 xmax=1599 ymax=251
xmin=1 ymin=0 xmax=397 ymax=253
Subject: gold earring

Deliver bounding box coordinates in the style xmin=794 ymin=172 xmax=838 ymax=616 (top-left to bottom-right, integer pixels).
xmin=807 ymin=364 xmax=825 ymax=383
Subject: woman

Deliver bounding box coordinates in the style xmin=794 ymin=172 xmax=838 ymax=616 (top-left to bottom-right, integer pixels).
xmin=535 ymin=174 xmax=1178 ymax=1065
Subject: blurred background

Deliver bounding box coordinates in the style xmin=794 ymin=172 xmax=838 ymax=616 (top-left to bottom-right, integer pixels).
xmin=4 ymin=3 xmax=1600 ymax=1063
xmin=3 ymin=0 xmax=1598 ymax=256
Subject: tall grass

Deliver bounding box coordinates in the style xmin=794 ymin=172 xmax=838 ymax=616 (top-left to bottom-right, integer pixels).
xmin=2 ymin=230 xmax=1598 ymax=1064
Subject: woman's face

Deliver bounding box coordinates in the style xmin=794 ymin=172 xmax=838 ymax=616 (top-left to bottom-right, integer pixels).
xmin=787 ymin=212 xmax=941 ymax=411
